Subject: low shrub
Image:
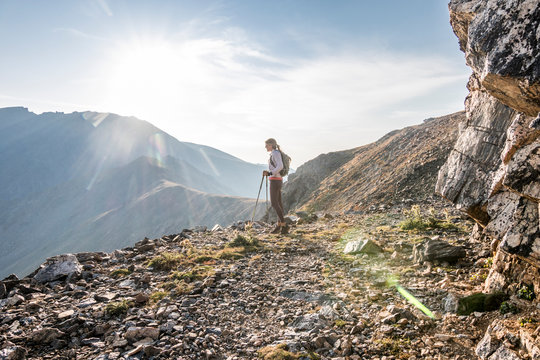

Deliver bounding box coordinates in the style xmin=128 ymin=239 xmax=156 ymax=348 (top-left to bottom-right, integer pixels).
xmin=518 ymin=284 xmax=536 ymax=301
xmin=148 ymin=252 xmax=184 ymax=271
xmin=106 ymin=300 xmax=132 ymax=316
xmin=500 ymin=301 xmax=519 ymax=315
xmin=228 ymin=234 xmax=259 ymax=248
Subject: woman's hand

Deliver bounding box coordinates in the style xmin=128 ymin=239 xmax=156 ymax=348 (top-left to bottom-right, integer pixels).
xmin=263 ymin=170 xmax=270 ymax=176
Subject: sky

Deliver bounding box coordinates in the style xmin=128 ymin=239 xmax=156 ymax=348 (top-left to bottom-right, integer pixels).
xmin=0 ymin=0 xmax=470 ymax=166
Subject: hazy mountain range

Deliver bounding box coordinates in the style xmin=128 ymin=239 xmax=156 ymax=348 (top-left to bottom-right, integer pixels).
xmin=0 ymin=107 xmax=266 ymax=278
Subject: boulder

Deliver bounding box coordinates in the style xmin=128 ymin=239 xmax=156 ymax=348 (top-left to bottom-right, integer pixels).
xmin=487 ymin=347 xmax=521 ymax=360
xmin=412 ymin=239 xmax=466 ymax=264
xmin=94 ymin=292 xmax=117 ymax=302
xmin=5 ymin=295 xmax=25 ymax=307
xmin=531 ymin=115 xmax=540 ymax=129
xmin=289 ymin=313 xmax=330 ymax=331
xmin=75 ymin=252 xmax=108 ymax=263
xmin=33 ymin=254 xmax=82 ymax=283
xmin=295 ymin=211 xmax=317 ymax=223
xmin=457 ymin=292 xmax=507 ymax=316
xmin=443 ymin=292 xmax=460 ymax=313
xmin=476 ymin=328 xmax=500 ymax=360
xmin=30 ymin=328 xmax=64 ymax=344
xmin=520 ymin=328 xmax=540 ymax=360
xmin=379 ymin=305 xmax=417 ymax=324
xmin=124 ymin=327 xmax=160 ymax=342
xmin=474 ymin=320 xmax=521 ymax=359
xmin=0 ymin=346 xmax=27 ymax=360
xmin=343 ymin=239 xmax=383 ymax=255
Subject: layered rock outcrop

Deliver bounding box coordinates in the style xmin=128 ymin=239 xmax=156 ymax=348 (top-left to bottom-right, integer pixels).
xmin=436 ymin=0 xmax=540 ymax=293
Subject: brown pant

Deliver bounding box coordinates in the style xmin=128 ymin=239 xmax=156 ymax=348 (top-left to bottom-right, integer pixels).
xmin=270 ymin=179 xmax=284 ymax=222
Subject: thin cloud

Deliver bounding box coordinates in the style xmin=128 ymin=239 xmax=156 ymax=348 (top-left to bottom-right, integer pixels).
xmin=53 ymin=28 xmax=109 ymax=42
xmin=215 ymin=50 xmax=468 ymax=126
xmin=96 ymin=0 xmax=113 ymax=17
xmin=111 ymin=35 xmax=468 ymax=165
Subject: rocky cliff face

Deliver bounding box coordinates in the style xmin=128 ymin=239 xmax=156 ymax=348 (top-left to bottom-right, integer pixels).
xmin=436 ymin=0 xmax=540 ymax=295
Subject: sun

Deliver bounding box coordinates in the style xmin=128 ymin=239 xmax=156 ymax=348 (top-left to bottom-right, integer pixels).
xmin=102 ymin=37 xmax=207 ymax=122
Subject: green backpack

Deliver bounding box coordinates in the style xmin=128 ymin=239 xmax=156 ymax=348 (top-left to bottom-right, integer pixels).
xmin=279 ymin=150 xmax=291 ymax=176
xmin=270 ymin=150 xmax=292 ymax=176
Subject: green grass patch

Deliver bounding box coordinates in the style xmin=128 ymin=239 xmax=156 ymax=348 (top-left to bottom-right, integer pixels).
xmin=217 ymin=247 xmax=246 ymax=260
xmin=147 ymin=252 xmax=184 ymax=271
xmin=228 ymin=234 xmax=260 ymax=248
xmin=258 ymin=343 xmax=300 ymax=360
xmin=110 ymin=268 xmax=131 ymax=277
xmin=171 ymin=265 xmax=214 ymax=282
xmin=149 ymin=291 xmax=168 ymax=305
xmin=105 ymin=300 xmax=132 ymax=316
xmin=374 ymin=337 xmax=411 ymax=357
xmin=399 ymin=205 xmax=460 ymax=231
xmin=162 ymin=279 xmax=194 ymax=295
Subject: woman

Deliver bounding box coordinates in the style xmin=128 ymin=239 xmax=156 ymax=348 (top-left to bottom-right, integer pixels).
xmin=263 ymin=138 xmax=289 ymax=234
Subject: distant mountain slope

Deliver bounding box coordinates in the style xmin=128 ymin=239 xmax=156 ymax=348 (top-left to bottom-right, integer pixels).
xmin=0 ymin=107 xmax=266 ymax=278
xmin=1 ymin=159 xmax=264 ymax=277
xmin=283 ymin=111 xmax=465 ymax=213
xmin=0 ymin=107 xmax=264 ymax=201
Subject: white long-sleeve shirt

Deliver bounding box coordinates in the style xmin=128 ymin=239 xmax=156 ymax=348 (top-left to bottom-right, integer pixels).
xmin=268 ymin=149 xmax=283 ymax=179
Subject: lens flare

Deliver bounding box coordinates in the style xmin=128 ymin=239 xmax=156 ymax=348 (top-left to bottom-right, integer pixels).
xmin=199 ymin=148 xmax=220 ymax=176
xmin=387 ymin=275 xmax=435 ymax=319
xmin=148 ymin=133 xmax=167 ymax=167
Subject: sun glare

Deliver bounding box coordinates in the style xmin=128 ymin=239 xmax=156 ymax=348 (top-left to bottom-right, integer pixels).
xmin=103 ymin=38 xmax=207 ymax=122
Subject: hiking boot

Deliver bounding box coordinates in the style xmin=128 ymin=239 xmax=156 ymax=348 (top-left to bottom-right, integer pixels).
xmin=280 ymin=224 xmax=289 ymax=234
xmin=271 ymin=224 xmax=282 ymax=234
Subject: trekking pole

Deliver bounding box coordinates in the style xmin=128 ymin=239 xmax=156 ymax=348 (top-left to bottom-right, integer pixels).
xmin=251 ymin=174 xmax=266 ymax=223
xmin=263 ymin=175 xmax=269 ymax=222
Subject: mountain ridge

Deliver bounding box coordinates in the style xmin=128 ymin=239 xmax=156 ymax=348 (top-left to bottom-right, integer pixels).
xmin=282 ymin=111 xmax=465 ymax=214
xmin=0 ymin=107 xmax=266 ymax=278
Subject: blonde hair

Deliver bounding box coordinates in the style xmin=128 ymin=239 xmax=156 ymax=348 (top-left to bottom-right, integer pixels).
xmin=265 ymin=138 xmax=280 ymax=150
